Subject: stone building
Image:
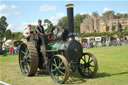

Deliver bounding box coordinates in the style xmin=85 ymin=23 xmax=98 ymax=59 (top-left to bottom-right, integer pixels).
xmin=80 ymin=15 xmax=128 ymax=33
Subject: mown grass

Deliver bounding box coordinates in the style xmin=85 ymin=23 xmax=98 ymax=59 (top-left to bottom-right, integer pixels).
xmin=0 ymin=45 xmax=128 ymax=85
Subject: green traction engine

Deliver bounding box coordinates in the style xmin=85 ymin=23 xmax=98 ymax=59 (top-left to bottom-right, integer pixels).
xmin=19 ymin=4 xmax=98 ymax=84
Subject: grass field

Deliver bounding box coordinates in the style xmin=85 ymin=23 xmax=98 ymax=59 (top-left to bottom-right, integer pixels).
xmin=0 ymin=45 xmax=128 ymax=85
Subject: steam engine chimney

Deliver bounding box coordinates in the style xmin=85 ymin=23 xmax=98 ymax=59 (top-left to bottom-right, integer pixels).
xmin=66 ymin=4 xmax=74 ymax=39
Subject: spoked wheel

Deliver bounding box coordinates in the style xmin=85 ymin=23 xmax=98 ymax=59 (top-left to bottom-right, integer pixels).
xmin=49 ymin=55 xmax=70 ymax=84
xmin=78 ymin=52 xmax=98 ymax=78
xmin=19 ymin=42 xmax=38 ymax=76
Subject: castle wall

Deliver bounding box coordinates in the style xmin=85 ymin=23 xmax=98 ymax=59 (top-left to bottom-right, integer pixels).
xmin=80 ymin=15 xmax=128 ymax=33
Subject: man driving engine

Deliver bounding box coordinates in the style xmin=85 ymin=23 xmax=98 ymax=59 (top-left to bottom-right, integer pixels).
xmin=35 ymin=19 xmax=48 ymax=69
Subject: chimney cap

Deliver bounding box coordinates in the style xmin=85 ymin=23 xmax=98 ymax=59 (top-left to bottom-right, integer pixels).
xmin=66 ymin=4 xmax=74 ymax=8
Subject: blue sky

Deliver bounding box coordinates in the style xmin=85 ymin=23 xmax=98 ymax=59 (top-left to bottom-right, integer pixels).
xmin=0 ymin=0 xmax=128 ymax=32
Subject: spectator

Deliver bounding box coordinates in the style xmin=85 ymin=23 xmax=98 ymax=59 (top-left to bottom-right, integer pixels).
xmin=23 ymin=24 xmax=34 ymax=41
xmin=82 ymin=42 xmax=85 ymax=48
xmin=124 ymin=37 xmax=127 ymax=45
xmin=13 ymin=46 xmax=18 ymax=54
xmin=9 ymin=47 xmax=14 ymax=55
xmin=2 ymin=43 xmax=6 ymax=55
xmin=12 ymin=47 xmax=14 ymax=54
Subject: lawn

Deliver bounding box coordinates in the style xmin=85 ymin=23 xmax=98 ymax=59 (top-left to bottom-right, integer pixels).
xmin=0 ymin=45 xmax=128 ymax=85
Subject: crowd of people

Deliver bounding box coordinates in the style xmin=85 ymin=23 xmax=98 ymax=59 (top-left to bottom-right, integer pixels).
xmin=1 ymin=43 xmax=19 ymax=55
xmin=9 ymin=46 xmax=19 ymax=55
xmin=82 ymin=37 xmax=128 ymax=48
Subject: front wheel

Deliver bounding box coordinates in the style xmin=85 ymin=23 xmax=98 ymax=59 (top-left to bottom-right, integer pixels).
xmin=78 ymin=52 xmax=98 ymax=78
xmin=19 ymin=42 xmax=38 ymax=76
xmin=49 ymin=55 xmax=70 ymax=84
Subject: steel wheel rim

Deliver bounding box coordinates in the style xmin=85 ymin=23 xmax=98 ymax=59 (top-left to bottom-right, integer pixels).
xmin=19 ymin=44 xmax=31 ymax=76
xmin=49 ymin=55 xmax=69 ymax=84
xmin=78 ymin=52 xmax=98 ymax=78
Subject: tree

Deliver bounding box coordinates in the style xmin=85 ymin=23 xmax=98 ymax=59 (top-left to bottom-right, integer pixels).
xmin=11 ymin=32 xmax=24 ymax=40
xmin=57 ymin=16 xmax=68 ymax=30
xmin=118 ymin=23 xmax=123 ymax=32
xmin=117 ymin=23 xmax=123 ymax=39
xmin=44 ymin=19 xmax=54 ymax=32
xmin=74 ymin=14 xmax=88 ymax=33
xmin=103 ymin=10 xmax=115 ymax=16
xmin=57 ymin=14 xmax=88 ymax=33
xmin=5 ymin=29 xmax=12 ymax=40
xmin=0 ymin=16 xmax=8 ymax=33
xmin=31 ymin=25 xmax=36 ymax=32
xmin=92 ymin=11 xmax=99 ymax=18
xmin=124 ymin=26 xmax=128 ymax=32
xmin=116 ymin=13 xmax=128 ymax=18
xmin=106 ymin=26 xmax=109 ymax=32
xmin=0 ymin=31 xmax=4 ymax=41
xmin=112 ymin=25 xmax=116 ymax=31
xmin=0 ymin=16 xmax=8 ymax=41
xmin=44 ymin=19 xmax=52 ymax=28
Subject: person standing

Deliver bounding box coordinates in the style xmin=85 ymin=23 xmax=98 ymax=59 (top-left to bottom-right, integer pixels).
xmin=12 ymin=47 xmax=14 ymax=55
xmin=35 ymin=19 xmax=48 ymax=69
xmin=35 ymin=19 xmax=45 ymax=35
xmin=2 ymin=43 xmax=6 ymax=55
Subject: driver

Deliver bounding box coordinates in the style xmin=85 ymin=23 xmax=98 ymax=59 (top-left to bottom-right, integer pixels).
xmin=35 ymin=19 xmax=48 ymax=69
xmin=35 ymin=19 xmax=45 ymax=35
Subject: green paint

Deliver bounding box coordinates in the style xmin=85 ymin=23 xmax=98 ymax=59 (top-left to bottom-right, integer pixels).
xmin=49 ymin=42 xmax=64 ymax=51
xmin=56 ymin=32 xmax=62 ymax=40
xmin=41 ymin=38 xmax=45 ymax=45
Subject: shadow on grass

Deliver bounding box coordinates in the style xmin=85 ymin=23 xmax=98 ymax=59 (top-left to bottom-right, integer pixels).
xmin=35 ymin=70 xmax=49 ymax=77
xmin=65 ymin=72 xmax=87 ymax=84
xmin=35 ymin=70 xmax=87 ymax=84
xmin=66 ymin=71 xmax=128 ymax=84
xmin=34 ymin=70 xmax=128 ymax=84
xmin=94 ymin=72 xmax=128 ymax=78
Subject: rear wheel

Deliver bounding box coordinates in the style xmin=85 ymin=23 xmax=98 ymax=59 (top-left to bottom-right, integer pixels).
xmin=19 ymin=42 xmax=38 ymax=76
xmin=78 ymin=52 xmax=98 ymax=78
xmin=49 ymin=55 xmax=69 ymax=84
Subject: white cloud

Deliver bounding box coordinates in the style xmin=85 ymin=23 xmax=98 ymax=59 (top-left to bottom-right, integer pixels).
xmin=11 ymin=5 xmax=16 ymax=9
xmin=120 ymin=11 xmax=128 ymax=14
xmin=0 ymin=4 xmax=19 ymax=17
xmin=7 ymin=23 xmax=26 ymax=32
xmin=89 ymin=12 xmax=92 ymax=16
xmin=0 ymin=4 xmax=8 ymax=11
xmin=103 ymin=7 xmax=113 ymax=13
xmin=7 ymin=21 xmax=40 ymax=32
xmin=80 ymin=13 xmax=85 ymax=15
xmin=0 ymin=4 xmax=16 ymax=11
xmin=12 ymin=11 xmax=20 ymax=16
xmin=40 ymin=4 xmax=56 ymax=12
xmin=50 ymin=12 xmax=65 ymax=25
xmin=0 ymin=11 xmax=21 ymax=18
xmin=7 ymin=17 xmax=62 ymax=32
xmin=0 ymin=13 xmax=10 ymax=17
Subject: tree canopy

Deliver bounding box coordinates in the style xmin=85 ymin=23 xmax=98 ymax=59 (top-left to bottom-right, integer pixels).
xmin=0 ymin=16 xmax=25 ymax=41
xmin=91 ymin=11 xmax=99 ymax=18
xmin=103 ymin=10 xmax=115 ymax=16
xmin=57 ymin=14 xmax=88 ymax=33
xmin=0 ymin=16 xmax=8 ymax=33
xmin=116 ymin=13 xmax=128 ymax=18
xmin=0 ymin=16 xmax=9 ymax=41
xmin=44 ymin=19 xmax=54 ymax=32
